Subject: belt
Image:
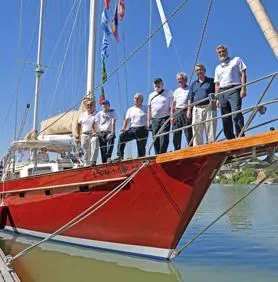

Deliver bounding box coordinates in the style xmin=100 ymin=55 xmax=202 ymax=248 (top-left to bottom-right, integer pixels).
xmin=195 ymin=104 xmax=209 ymax=108
xmin=220 ymin=84 xmax=240 ymax=90
xmin=152 ymin=115 xmax=170 ymax=120
xmin=82 ymin=131 xmax=92 ymax=135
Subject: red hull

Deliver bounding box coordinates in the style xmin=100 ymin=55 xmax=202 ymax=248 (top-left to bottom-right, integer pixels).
xmin=0 ymin=154 xmax=224 ymax=258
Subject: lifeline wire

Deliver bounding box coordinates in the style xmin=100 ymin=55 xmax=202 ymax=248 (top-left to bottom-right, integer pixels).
xmin=170 ymin=161 xmax=278 ymax=259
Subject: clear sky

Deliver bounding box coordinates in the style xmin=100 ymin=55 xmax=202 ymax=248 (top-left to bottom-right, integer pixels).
xmin=0 ymin=0 xmax=277 ymax=159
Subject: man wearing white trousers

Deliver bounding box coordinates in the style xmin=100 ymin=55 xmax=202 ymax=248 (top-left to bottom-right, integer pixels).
xmin=77 ymin=99 xmax=99 ymax=166
xmin=187 ymin=64 xmax=217 ymax=146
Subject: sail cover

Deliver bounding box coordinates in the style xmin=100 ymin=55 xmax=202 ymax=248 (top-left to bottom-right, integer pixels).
xmin=40 ymin=111 xmax=79 ymax=136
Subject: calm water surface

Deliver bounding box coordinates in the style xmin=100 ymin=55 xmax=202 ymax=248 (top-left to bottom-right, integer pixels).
xmin=1 ymin=184 xmax=278 ymax=282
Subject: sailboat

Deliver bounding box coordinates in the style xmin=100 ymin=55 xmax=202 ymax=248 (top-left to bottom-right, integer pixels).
xmin=0 ymin=0 xmax=277 ymax=260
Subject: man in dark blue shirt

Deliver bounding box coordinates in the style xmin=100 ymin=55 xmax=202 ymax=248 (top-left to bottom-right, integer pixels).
xmin=187 ymin=64 xmax=217 ymax=146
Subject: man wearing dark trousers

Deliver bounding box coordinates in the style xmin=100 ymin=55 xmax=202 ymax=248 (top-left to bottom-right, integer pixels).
xmin=215 ymin=44 xmax=247 ymax=139
xmin=171 ymin=72 xmax=192 ymax=150
xmin=147 ymin=78 xmax=173 ymax=155
xmin=93 ymin=100 xmax=116 ymax=163
xmin=116 ymin=93 xmax=148 ymax=160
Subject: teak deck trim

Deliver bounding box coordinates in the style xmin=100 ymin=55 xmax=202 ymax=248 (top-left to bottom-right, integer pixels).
xmin=156 ymin=130 xmax=278 ymax=164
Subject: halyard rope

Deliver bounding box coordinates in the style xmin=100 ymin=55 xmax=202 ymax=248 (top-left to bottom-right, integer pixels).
xmin=188 ymin=0 xmax=213 ymax=84
xmin=169 ymin=160 xmax=278 ymax=259
xmin=36 ymin=0 xmax=191 ymax=136
xmin=5 ymin=161 xmax=148 ymax=265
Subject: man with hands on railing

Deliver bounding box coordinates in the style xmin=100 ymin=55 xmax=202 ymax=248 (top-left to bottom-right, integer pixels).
xmin=147 ymin=78 xmax=173 ymax=155
xmin=93 ymin=100 xmax=116 ymax=163
xmin=171 ymin=72 xmax=193 ymax=150
xmin=214 ymin=44 xmax=247 ymax=139
xmin=187 ymin=64 xmax=217 ymax=146
xmin=115 ymin=93 xmax=148 ymax=160
xmin=77 ymin=98 xmax=99 ymax=166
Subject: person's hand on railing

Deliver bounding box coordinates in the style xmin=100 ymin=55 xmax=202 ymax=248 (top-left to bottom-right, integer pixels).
xmin=216 ymin=99 xmax=220 ymax=108
xmin=211 ymin=100 xmax=217 ymax=110
xmin=240 ymin=89 xmax=247 ymax=99
xmin=170 ymin=118 xmax=176 ymax=125
xmin=186 ymin=109 xmax=192 ymax=119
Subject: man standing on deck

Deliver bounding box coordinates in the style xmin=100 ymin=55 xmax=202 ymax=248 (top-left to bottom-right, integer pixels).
xmin=187 ymin=64 xmax=217 ymax=146
xmin=215 ymin=44 xmax=247 ymax=139
xmin=147 ymin=78 xmax=173 ymax=155
xmin=171 ymin=72 xmax=193 ymax=150
xmin=93 ymin=100 xmax=116 ymax=163
xmin=77 ymin=99 xmax=99 ymax=166
xmin=116 ymin=93 xmax=148 ymax=160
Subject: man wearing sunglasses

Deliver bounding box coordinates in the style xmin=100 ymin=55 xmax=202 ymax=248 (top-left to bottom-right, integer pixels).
xmin=77 ymin=99 xmax=99 ymax=166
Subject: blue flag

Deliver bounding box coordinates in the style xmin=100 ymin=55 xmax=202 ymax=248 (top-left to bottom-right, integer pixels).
xmin=101 ymin=9 xmax=111 ymax=36
xmin=101 ymin=33 xmax=109 ymax=60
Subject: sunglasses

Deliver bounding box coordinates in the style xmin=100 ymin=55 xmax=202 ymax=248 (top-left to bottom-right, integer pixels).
xmin=86 ymin=104 xmax=94 ymax=108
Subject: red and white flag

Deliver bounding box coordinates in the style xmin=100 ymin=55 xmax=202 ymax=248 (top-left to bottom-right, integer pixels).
xmin=118 ymin=0 xmax=125 ymax=21
xmin=104 ymin=0 xmax=110 ymax=10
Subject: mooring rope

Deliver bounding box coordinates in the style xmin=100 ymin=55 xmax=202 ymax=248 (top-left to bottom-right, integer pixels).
xmin=5 ymin=161 xmax=148 ymax=265
xmin=169 ymin=160 xmax=278 ymax=259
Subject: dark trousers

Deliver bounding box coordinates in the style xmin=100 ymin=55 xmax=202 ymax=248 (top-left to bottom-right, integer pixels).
xmin=117 ymin=126 xmax=148 ymax=158
xmin=219 ymin=88 xmax=245 ymax=139
xmin=172 ymin=110 xmax=193 ymax=150
xmin=152 ymin=116 xmax=170 ymax=155
xmin=98 ymin=131 xmax=115 ymax=163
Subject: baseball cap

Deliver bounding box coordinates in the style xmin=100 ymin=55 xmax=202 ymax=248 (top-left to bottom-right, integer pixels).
xmin=102 ymin=99 xmax=110 ymax=106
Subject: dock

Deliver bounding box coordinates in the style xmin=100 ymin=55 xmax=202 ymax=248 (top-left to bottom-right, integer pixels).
xmin=0 ymin=249 xmax=20 ymax=282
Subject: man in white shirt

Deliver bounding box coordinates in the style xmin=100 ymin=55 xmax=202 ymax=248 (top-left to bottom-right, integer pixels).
xmin=171 ymin=72 xmax=192 ymax=150
xmin=116 ymin=93 xmax=148 ymax=160
xmin=147 ymin=78 xmax=173 ymax=155
xmin=93 ymin=100 xmax=116 ymax=163
xmin=215 ymin=44 xmax=247 ymax=139
xmin=77 ymin=99 xmax=99 ymax=166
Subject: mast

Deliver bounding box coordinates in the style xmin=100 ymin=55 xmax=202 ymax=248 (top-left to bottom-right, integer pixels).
xmin=246 ymin=0 xmax=278 ymax=59
xmin=86 ymin=0 xmax=98 ymax=100
xmin=32 ymin=0 xmax=45 ymax=134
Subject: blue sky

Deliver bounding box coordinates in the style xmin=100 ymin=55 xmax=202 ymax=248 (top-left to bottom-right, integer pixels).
xmin=0 ymin=0 xmax=277 ymax=159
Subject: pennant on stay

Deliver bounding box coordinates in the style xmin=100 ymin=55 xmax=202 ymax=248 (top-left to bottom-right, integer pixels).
xmin=118 ymin=0 xmax=125 ymax=21
xmin=155 ymin=0 xmax=172 ymax=48
xmin=101 ymin=33 xmax=109 ymax=60
xmin=104 ymin=0 xmax=110 ymax=10
xmin=112 ymin=3 xmax=119 ymax=43
xmin=101 ymin=9 xmax=111 ymax=36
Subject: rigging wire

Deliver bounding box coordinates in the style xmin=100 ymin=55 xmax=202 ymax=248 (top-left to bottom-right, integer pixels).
xmin=188 ymin=0 xmax=213 ymax=84
xmin=46 ymin=0 xmax=79 ymax=69
xmin=122 ymin=22 xmax=133 ymax=158
xmin=170 ymin=160 xmax=278 ymax=259
xmin=147 ymin=0 xmax=153 ymax=94
xmin=0 ymin=3 xmax=39 ymax=140
xmin=6 ymin=162 xmax=148 ymax=264
xmin=36 ymin=0 xmax=191 ymax=135
xmin=172 ymin=38 xmax=185 ymax=71
xmin=14 ymin=0 xmax=24 ymax=142
xmin=47 ymin=0 xmax=82 ymax=115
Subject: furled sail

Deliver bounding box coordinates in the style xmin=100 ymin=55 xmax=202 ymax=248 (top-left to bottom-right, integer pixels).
xmin=40 ymin=111 xmax=79 ymax=136
xmin=39 ymin=96 xmax=89 ymax=140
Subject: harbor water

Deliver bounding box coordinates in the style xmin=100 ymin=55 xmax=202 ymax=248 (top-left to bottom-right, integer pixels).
xmin=0 ymin=184 xmax=277 ymax=282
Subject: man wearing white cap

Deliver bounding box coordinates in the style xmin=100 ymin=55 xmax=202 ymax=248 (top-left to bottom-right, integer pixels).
xmin=116 ymin=93 xmax=148 ymax=160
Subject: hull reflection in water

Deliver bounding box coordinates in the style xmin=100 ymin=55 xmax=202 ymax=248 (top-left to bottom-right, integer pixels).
xmin=0 ymin=232 xmax=183 ymax=282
